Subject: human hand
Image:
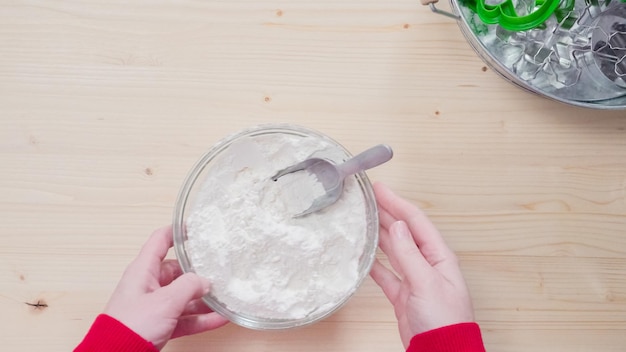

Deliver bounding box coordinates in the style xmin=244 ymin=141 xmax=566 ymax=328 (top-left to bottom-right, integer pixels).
xmin=370 ymin=183 xmax=475 ymax=348
xmin=104 ymin=226 xmax=229 ymax=350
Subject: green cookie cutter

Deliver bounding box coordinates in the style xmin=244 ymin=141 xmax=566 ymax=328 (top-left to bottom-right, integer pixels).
xmin=462 ymin=0 xmax=562 ymax=31
xmin=422 ymin=0 xmax=626 ymax=32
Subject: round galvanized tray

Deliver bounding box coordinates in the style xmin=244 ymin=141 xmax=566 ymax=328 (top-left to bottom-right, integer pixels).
xmin=423 ymin=0 xmax=626 ymax=109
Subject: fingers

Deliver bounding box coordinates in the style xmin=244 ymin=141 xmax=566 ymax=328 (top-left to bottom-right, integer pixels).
xmin=159 ymin=259 xmax=184 ymax=286
xmin=171 ymin=313 xmax=230 ymax=339
xmin=374 ymin=182 xmax=454 ymax=267
xmin=370 ymin=259 xmax=401 ymax=303
xmin=378 ymin=205 xmax=398 ymax=233
xmin=386 ymin=220 xmax=431 ymax=288
xmin=157 ymin=273 xmax=210 ymax=315
xmin=377 ymin=222 xmax=404 ymax=276
xmin=378 ymin=207 xmax=426 ymax=278
xmin=181 ymin=298 xmax=215 ymax=316
xmin=134 ymin=226 xmax=175 ymax=272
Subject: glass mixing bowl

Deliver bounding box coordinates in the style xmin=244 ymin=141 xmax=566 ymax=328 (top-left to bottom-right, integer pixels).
xmin=172 ymin=124 xmax=379 ymax=330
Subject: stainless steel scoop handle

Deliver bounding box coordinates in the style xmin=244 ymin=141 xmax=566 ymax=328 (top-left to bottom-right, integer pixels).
xmin=337 ymin=144 xmax=394 ymax=178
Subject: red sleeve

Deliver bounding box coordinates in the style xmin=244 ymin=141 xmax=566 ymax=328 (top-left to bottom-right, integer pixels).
xmin=74 ymin=314 xmax=159 ymax=352
xmin=406 ymin=323 xmax=486 ymax=352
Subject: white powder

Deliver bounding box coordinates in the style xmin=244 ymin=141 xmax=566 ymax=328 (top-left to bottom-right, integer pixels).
xmin=185 ymin=133 xmax=367 ymax=320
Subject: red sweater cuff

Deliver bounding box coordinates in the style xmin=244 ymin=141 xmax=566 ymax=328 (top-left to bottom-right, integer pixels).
xmin=407 ymin=323 xmax=486 ymax=352
xmin=74 ymin=314 xmax=158 ymax=352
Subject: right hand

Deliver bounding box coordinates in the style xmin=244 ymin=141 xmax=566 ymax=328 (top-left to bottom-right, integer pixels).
xmin=370 ymin=183 xmax=475 ymax=348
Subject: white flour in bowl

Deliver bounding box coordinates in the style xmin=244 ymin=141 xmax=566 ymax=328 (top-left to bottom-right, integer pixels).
xmin=185 ymin=133 xmax=367 ymax=320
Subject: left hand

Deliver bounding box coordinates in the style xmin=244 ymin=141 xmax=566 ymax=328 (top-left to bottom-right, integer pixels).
xmin=104 ymin=226 xmax=229 ymax=350
xmin=369 ymin=183 xmax=475 ymax=348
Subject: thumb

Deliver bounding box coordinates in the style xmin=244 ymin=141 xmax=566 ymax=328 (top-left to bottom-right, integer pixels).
xmin=157 ymin=273 xmax=211 ymax=314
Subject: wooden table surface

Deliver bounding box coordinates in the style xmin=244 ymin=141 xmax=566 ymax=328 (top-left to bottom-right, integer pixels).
xmin=2 ymin=1 xmax=626 ymax=351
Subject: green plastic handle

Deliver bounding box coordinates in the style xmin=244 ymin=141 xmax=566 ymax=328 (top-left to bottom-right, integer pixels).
xmin=475 ymin=0 xmax=561 ymax=31
xmin=459 ymin=0 xmax=626 ymax=32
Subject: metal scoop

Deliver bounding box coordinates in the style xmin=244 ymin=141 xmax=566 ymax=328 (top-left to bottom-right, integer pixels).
xmin=271 ymin=144 xmax=393 ymax=217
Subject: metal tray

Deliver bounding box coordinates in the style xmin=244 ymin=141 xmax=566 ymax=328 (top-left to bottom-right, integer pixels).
xmin=423 ymin=0 xmax=626 ymax=109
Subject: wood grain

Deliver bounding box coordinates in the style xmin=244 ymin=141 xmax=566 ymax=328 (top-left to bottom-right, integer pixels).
xmin=1 ymin=1 xmax=625 ymax=351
